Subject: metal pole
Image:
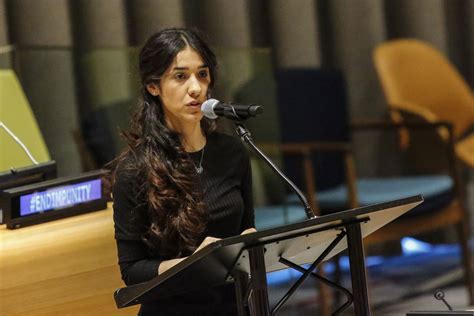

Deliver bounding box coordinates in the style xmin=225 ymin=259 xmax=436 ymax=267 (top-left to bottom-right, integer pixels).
xmin=233 ymin=270 xmax=250 ymax=316
xmin=248 ymin=246 xmax=270 ymax=316
xmin=346 ymin=222 xmax=371 ymax=315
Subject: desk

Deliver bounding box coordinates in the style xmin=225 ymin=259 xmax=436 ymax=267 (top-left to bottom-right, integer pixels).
xmin=0 ymin=205 xmax=139 ymax=315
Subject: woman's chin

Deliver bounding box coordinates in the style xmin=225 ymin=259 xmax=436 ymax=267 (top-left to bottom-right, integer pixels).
xmin=183 ymin=112 xmax=204 ymax=123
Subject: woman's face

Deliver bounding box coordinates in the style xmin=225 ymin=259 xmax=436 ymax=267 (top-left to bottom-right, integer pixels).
xmin=146 ymin=46 xmax=211 ymax=130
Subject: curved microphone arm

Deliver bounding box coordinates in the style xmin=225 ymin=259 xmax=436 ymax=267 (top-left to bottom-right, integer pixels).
xmin=235 ymin=123 xmax=316 ymax=219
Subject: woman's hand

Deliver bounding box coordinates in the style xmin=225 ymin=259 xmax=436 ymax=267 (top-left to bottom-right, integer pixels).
xmin=158 ymin=257 xmax=187 ymax=274
xmin=194 ymin=236 xmax=221 ymax=254
xmin=241 ymin=227 xmax=257 ymax=235
xmin=158 ymin=236 xmax=221 ymax=274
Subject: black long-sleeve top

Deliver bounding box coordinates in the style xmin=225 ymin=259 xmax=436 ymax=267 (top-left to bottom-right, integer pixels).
xmin=112 ymin=132 xmax=254 ymax=314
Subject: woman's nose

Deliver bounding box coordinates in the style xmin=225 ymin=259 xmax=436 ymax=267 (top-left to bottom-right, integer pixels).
xmin=188 ymin=75 xmax=201 ymax=97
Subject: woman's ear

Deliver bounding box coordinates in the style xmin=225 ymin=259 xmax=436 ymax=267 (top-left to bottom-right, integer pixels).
xmin=146 ymin=83 xmax=160 ymax=96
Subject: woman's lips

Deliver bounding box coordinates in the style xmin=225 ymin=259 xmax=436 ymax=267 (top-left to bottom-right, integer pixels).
xmin=187 ymin=101 xmax=201 ymax=108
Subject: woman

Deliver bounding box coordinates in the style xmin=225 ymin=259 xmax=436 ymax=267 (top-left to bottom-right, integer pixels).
xmin=110 ymin=28 xmax=256 ymax=315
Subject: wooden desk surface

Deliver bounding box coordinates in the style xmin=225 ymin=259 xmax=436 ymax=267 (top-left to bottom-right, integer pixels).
xmin=0 ymin=205 xmax=139 ymax=315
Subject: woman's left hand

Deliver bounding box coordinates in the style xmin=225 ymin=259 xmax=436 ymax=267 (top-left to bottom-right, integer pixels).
xmin=194 ymin=236 xmax=221 ymax=254
xmin=240 ymin=227 xmax=257 ymax=235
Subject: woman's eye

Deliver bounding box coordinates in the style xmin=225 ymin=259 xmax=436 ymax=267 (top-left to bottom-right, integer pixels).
xmin=174 ymin=73 xmax=187 ymax=80
xmin=198 ymin=70 xmax=209 ymax=79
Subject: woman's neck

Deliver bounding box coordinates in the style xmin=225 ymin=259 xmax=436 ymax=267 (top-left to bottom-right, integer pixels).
xmin=179 ymin=124 xmax=206 ymax=152
xmin=165 ymin=116 xmax=206 ymax=152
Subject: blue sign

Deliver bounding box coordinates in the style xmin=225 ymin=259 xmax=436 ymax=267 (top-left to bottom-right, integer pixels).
xmin=19 ymin=179 xmax=102 ymax=216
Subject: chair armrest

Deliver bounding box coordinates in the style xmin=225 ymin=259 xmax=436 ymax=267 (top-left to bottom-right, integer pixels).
xmin=350 ymin=118 xmax=456 ymax=157
xmin=351 ymin=119 xmax=453 ymax=132
xmin=254 ymin=141 xmax=359 ymax=212
xmin=352 ymin=119 xmax=462 ymax=199
xmin=351 ymin=119 xmax=455 ymax=157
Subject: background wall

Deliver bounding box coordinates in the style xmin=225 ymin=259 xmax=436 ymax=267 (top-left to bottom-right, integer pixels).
xmin=0 ymin=0 xmax=9 ymax=68
xmin=0 ymin=0 xmax=473 ymax=181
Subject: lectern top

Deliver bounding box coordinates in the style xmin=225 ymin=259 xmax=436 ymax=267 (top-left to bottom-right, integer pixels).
xmin=114 ymin=195 xmax=423 ymax=308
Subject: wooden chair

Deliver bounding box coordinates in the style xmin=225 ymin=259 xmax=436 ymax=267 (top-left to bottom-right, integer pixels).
xmin=373 ymin=39 xmax=474 ymax=304
xmin=373 ymin=39 xmax=474 ymax=168
xmin=262 ymin=68 xmax=473 ymax=305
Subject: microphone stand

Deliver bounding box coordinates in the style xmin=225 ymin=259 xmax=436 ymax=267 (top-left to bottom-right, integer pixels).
xmin=232 ymin=119 xmax=355 ymax=315
xmin=214 ymin=99 xmax=357 ymax=314
xmin=233 ymin=120 xmax=316 ymax=220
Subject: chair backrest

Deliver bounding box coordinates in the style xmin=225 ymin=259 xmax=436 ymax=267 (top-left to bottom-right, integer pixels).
xmin=373 ymin=39 xmax=474 ymax=139
xmin=0 ymin=70 xmax=50 ymax=170
xmin=275 ymin=68 xmax=350 ymax=191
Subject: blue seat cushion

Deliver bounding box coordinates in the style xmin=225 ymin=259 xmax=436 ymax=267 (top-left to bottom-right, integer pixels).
xmin=287 ymin=175 xmax=454 ymax=216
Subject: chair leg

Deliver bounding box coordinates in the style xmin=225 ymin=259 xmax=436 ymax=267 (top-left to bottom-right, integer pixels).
xmin=456 ymin=221 xmax=474 ymax=304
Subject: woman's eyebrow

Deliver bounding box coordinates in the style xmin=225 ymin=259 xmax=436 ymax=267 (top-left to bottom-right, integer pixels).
xmin=172 ymin=64 xmax=208 ymax=71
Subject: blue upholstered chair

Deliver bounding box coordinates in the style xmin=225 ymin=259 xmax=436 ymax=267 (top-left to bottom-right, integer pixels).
xmin=265 ymin=68 xmax=472 ymax=302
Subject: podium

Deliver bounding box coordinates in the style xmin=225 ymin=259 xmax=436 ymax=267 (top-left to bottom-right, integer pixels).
xmin=114 ymin=195 xmax=423 ymax=315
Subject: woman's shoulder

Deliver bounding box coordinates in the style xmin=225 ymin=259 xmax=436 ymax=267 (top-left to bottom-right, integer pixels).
xmin=114 ymin=153 xmax=142 ymax=188
xmin=112 ymin=153 xmax=148 ymax=210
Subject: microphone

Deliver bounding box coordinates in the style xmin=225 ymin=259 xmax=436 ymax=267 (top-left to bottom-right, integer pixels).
xmin=201 ymin=98 xmax=263 ymax=120
xmin=433 ymin=289 xmax=452 ymax=311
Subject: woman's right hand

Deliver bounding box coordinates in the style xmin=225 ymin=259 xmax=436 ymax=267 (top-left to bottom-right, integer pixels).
xmin=158 ymin=257 xmax=187 ymax=274
xmin=194 ymin=236 xmax=220 ymax=254
xmin=158 ymin=236 xmax=221 ymax=274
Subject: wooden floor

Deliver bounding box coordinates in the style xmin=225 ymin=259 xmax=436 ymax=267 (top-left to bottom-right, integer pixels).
xmin=0 ymin=206 xmax=139 ymax=315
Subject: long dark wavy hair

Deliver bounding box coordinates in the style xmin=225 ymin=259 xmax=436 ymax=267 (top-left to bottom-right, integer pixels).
xmin=109 ymin=28 xmax=217 ymax=259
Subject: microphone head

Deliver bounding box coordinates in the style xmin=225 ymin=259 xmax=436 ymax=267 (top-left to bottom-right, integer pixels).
xmin=248 ymin=105 xmax=263 ymax=116
xmin=434 ymin=290 xmax=445 ymax=300
xmin=201 ymin=98 xmax=219 ymax=119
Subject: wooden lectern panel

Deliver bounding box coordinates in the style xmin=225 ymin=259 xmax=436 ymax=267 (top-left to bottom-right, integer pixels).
xmin=0 ymin=205 xmax=138 ymax=315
